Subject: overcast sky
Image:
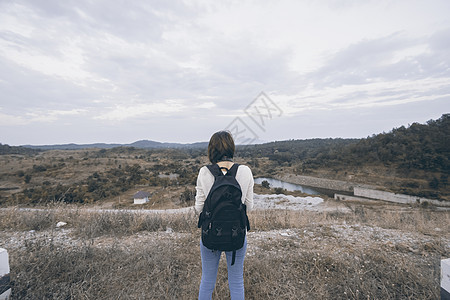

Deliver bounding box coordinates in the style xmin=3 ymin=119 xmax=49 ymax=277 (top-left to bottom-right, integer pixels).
xmin=1 ymin=0 xmax=449 ymax=145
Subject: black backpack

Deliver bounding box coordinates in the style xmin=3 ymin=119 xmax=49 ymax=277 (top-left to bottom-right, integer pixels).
xmin=197 ymin=163 xmax=250 ymax=265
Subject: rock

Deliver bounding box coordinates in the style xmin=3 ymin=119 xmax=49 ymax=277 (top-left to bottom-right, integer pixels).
xmin=56 ymin=222 xmax=67 ymax=228
xmin=166 ymin=227 xmax=173 ymax=233
xmin=408 ymin=246 xmax=419 ymax=254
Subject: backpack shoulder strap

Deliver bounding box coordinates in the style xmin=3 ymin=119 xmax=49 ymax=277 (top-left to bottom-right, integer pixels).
xmin=226 ymin=163 xmax=240 ymax=177
xmin=206 ymin=164 xmax=223 ymax=177
xmin=207 ymin=163 xmax=240 ymax=177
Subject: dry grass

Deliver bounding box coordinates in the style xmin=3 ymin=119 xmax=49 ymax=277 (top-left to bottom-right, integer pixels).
xmin=244 ymin=246 xmax=440 ymax=299
xmin=11 ymin=236 xmax=201 ymax=299
xmin=0 ymin=205 xmax=448 ymax=299
xmin=249 ymin=204 xmax=449 ymax=234
xmin=0 ymin=206 xmax=198 ymax=237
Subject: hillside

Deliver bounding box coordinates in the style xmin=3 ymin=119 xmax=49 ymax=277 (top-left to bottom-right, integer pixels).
xmin=0 ymin=114 xmax=448 ymax=205
xmin=242 ymin=114 xmax=448 ymax=172
xmin=239 ymin=114 xmax=449 ymax=200
xmin=0 ymin=143 xmax=41 ymax=155
xmin=310 ymin=113 xmax=449 ymax=173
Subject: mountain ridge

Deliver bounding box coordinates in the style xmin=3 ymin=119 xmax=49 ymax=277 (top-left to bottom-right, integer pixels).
xmin=21 ymin=139 xmax=209 ymax=150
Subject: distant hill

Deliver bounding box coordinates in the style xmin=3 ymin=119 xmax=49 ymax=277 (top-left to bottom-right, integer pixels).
xmin=228 ymin=113 xmax=449 ymax=170
xmin=0 ymin=143 xmax=41 ymax=155
xmin=8 ymin=113 xmax=450 ymax=170
xmin=21 ymin=143 xmax=122 ymax=150
xmin=308 ymin=113 xmax=450 ymax=173
xmin=20 ymin=140 xmax=209 ymax=150
xmin=242 ymin=113 xmax=449 ymax=173
xmin=239 ymin=138 xmax=360 ymax=160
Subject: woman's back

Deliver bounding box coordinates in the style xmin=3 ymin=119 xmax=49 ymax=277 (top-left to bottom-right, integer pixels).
xmin=194 ymin=163 xmax=254 ymax=213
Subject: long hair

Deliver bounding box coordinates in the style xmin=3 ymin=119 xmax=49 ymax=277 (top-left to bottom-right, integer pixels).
xmin=207 ymin=131 xmax=235 ymax=164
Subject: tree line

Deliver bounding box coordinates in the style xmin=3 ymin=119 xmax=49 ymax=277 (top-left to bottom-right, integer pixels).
xmin=240 ymin=114 xmax=449 ymax=174
xmin=0 ymin=143 xmax=41 ymax=155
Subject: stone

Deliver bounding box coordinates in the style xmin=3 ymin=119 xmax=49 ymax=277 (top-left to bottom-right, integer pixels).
xmin=56 ymin=222 xmax=67 ymax=228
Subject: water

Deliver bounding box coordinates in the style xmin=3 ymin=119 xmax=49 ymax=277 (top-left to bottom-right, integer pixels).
xmin=254 ymin=177 xmax=321 ymax=195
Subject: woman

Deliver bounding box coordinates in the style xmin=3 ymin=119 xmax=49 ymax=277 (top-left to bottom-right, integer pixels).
xmin=195 ymin=131 xmax=254 ymax=300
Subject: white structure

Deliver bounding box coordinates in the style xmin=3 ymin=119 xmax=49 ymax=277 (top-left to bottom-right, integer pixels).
xmin=334 ymin=194 xmax=382 ymax=203
xmin=0 ymin=248 xmax=10 ymax=300
xmin=442 ymin=258 xmax=450 ymax=300
xmin=133 ymin=191 xmax=151 ymax=204
xmin=353 ymin=187 xmax=450 ymax=207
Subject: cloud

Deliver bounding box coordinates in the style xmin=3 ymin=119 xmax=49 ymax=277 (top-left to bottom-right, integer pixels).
xmin=15 ymin=0 xmax=183 ymax=42
xmin=25 ymin=109 xmax=88 ymax=123
xmin=275 ymin=77 xmax=450 ymax=116
xmin=309 ymin=30 xmax=450 ymax=87
xmin=94 ymin=100 xmax=224 ymax=122
xmin=0 ymin=0 xmax=449 ymax=144
xmin=94 ymin=100 xmax=186 ymax=121
xmin=0 ymin=111 xmax=27 ymax=126
xmin=268 ymin=29 xmax=450 ymax=117
xmin=0 ymin=107 xmax=87 ymax=125
xmin=197 ymin=102 xmax=216 ymax=109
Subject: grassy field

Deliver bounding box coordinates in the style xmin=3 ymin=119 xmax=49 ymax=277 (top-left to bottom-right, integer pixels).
xmin=0 ymin=148 xmax=206 ymax=207
xmin=0 ymin=147 xmax=449 ymax=298
xmin=1 ymin=203 xmax=448 ymax=299
xmin=3 ymin=146 xmax=447 ymax=208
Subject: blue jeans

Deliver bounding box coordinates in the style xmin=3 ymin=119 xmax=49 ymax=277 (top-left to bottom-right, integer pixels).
xmin=198 ymin=238 xmax=247 ymax=300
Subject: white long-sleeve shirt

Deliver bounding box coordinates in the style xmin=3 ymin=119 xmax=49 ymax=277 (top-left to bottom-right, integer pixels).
xmin=194 ymin=164 xmax=254 ymax=213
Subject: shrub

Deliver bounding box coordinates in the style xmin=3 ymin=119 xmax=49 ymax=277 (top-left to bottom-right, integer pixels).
xmin=274 ymin=187 xmax=285 ymax=194
xmin=179 ymin=188 xmax=196 ymax=205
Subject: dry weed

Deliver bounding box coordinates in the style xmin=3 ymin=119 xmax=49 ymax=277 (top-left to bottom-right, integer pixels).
xmin=1 ymin=205 xmax=448 ymax=299
xmin=10 ymin=235 xmax=201 ymax=299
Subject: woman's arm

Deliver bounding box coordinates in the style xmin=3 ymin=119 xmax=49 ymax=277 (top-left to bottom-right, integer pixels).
xmin=244 ymin=167 xmax=254 ymax=211
xmin=237 ymin=165 xmax=254 ymax=211
xmin=194 ymin=167 xmax=208 ymax=213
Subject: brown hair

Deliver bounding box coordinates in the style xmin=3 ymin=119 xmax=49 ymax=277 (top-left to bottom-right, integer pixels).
xmin=207 ymin=131 xmax=235 ymax=164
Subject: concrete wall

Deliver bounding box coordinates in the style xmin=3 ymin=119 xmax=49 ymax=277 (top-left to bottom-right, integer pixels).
xmin=334 ymin=193 xmax=384 ymax=204
xmin=442 ymin=258 xmax=450 ymax=300
xmin=354 ymin=187 xmax=450 ymax=207
xmin=277 ymin=174 xmax=358 ymax=193
xmin=0 ymin=248 xmax=10 ymax=300
xmin=274 ymin=173 xmax=450 ymax=207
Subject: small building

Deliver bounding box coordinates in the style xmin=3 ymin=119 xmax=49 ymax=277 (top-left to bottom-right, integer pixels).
xmin=133 ymin=191 xmax=151 ymax=204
